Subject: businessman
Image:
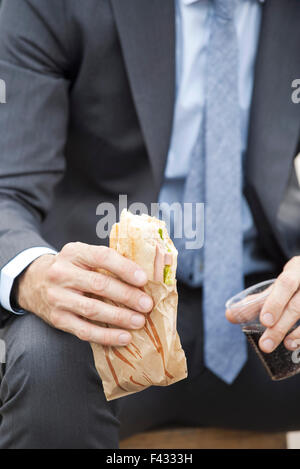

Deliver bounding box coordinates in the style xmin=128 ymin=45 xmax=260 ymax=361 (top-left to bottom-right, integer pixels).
xmin=0 ymin=0 xmax=300 ymax=449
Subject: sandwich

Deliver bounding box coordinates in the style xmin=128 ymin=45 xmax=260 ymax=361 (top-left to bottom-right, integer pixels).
xmin=90 ymin=209 xmax=187 ymax=401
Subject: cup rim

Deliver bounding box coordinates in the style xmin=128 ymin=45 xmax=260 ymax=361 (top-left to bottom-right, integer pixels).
xmin=225 ymin=278 xmax=277 ymax=310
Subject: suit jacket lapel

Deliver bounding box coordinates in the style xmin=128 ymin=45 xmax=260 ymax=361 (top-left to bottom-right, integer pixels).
xmin=246 ymin=0 xmax=300 ymax=234
xmin=110 ymin=0 xmax=176 ymax=194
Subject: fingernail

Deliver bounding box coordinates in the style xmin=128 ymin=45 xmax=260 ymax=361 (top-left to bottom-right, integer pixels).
xmin=261 ymin=338 xmax=274 ymax=353
xmin=118 ymin=333 xmax=131 ymax=345
xmin=262 ymin=313 xmax=274 ymax=327
xmin=286 ymin=339 xmax=298 ymax=349
xmin=134 ymin=270 xmax=147 ymax=284
xmin=131 ymin=314 xmax=145 ymax=328
xmin=139 ymin=295 xmax=153 ymax=311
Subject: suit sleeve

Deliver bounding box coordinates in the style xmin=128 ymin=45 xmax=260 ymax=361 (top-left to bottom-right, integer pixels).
xmin=0 ymin=0 xmax=71 ymax=319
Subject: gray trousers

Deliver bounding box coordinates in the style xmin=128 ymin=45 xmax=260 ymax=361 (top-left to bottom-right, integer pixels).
xmin=1 ymin=282 xmax=300 ymax=449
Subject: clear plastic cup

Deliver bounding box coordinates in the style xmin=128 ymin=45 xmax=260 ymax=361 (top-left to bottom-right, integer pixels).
xmin=226 ymin=279 xmax=300 ymax=381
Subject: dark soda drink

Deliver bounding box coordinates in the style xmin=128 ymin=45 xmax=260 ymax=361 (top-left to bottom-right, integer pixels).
xmin=243 ymin=324 xmax=300 ymax=381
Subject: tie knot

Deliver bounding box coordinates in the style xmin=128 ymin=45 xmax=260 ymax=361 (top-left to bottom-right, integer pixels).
xmin=213 ymin=0 xmax=236 ymax=20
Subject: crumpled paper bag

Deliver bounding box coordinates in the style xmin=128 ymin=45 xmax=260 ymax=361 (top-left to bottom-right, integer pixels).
xmin=90 ymin=210 xmax=187 ymax=401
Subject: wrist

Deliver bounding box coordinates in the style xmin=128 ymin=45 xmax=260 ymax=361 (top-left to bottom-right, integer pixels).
xmin=17 ymin=254 xmax=55 ymax=311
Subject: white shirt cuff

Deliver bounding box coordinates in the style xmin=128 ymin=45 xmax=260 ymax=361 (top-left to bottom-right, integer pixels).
xmin=0 ymin=247 xmax=57 ymax=314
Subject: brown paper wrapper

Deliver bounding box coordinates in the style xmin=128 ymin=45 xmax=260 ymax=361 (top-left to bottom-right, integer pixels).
xmin=90 ymin=210 xmax=187 ymax=401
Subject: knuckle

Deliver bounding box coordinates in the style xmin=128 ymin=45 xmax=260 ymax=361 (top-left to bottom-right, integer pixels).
xmin=46 ymin=287 xmax=58 ymax=306
xmin=96 ymin=246 xmax=111 ymax=266
xmin=278 ymin=272 xmax=298 ymax=292
xmin=76 ymin=326 xmax=90 ymax=342
xmin=79 ymin=298 xmax=96 ymax=319
xmin=90 ymin=273 xmax=106 ymax=292
xmin=62 ymin=241 xmax=85 ymax=260
xmin=111 ymin=307 xmax=126 ymax=326
xmin=61 ymin=242 xmax=77 ymax=257
xmin=101 ymin=328 xmax=113 ymax=346
xmin=47 ymin=261 xmax=63 ymax=282
xmin=122 ymin=285 xmax=136 ymax=306
xmin=95 ymin=274 xmax=110 ymax=294
xmin=50 ymin=310 xmax=62 ymax=327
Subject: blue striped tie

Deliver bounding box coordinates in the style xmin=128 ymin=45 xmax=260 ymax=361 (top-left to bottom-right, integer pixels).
xmin=177 ymin=0 xmax=247 ymax=383
xmin=203 ymin=0 xmax=247 ymax=383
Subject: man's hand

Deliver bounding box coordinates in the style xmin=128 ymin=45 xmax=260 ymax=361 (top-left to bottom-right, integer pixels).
xmin=17 ymin=242 xmax=153 ymax=346
xmin=226 ymin=256 xmax=300 ymax=354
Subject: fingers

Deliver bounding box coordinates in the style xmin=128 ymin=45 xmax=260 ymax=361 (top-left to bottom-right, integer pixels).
xmin=61 ymin=242 xmax=148 ymax=287
xmin=284 ymin=326 xmax=300 ymax=351
xmin=50 ymin=309 xmax=132 ymax=346
xmin=226 ymin=292 xmax=267 ymax=324
xmin=260 ymin=270 xmax=299 ymax=328
xmin=47 ymin=287 xmax=146 ymax=330
xmin=54 ymin=263 xmax=153 ymax=313
xmin=259 ymin=291 xmax=300 ymax=353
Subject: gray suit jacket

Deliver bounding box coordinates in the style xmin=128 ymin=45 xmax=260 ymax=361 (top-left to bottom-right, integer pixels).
xmin=0 ymin=0 xmax=299 ymax=328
